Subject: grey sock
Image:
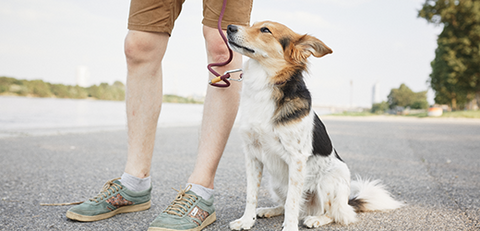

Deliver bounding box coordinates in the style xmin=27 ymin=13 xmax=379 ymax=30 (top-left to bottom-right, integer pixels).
xmin=187 ymin=183 xmax=214 ymax=200
xmin=120 ymin=172 xmax=151 ymax=192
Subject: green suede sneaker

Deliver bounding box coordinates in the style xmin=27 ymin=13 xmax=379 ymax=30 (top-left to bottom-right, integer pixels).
xmin=66 ymin=178 xmax=151 ymax=221
xmin=148 ymin=185 xmax=216 ymax=231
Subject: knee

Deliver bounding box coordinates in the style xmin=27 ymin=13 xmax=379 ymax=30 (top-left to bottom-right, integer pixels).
xmin=206 ymin=41 xmax=231 ymax=63
xmin=204 ymin=28 xmax=231 ymax=63
xmin=124 ymin=31 xmax=168 ymax=65
xmin=124 ymin=33 xmax=149 ymax=64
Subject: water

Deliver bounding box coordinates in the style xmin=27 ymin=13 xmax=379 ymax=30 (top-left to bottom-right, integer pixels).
xmin=0 ymin=96 xmax=204 ymax=137
xmin=0 ymin=96 xmax=333 ymax=138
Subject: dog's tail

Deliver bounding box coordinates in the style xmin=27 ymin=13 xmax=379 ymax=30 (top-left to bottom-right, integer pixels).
xmin=348 ymin=175 xmax=404 ymax=213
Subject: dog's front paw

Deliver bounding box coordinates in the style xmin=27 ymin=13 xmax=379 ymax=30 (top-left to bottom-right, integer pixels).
xmin=281 ymin=226 xmax=298 ymax=231
xmin=229 ymin=217 xmax=256 ymax=230
xmin=256 ymin=206 xmax=284 ymax=218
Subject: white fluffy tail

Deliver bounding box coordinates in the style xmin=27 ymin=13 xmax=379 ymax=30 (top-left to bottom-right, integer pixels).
xmin=348 ymin=175 xmax=404 ymax=212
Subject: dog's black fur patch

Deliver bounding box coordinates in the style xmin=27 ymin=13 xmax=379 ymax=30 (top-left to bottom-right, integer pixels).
xmin=279 ymin=37 xmax=291 ymax=51
xmin=348 ymin=197 xmax=367 ymax=213
xmin=312 ymin=113 xmax=333 ymax=156
xmin=274 ymin=68 xmax=312 ymax=125
xmin=273 ymin=68 xmax=336 ymax=158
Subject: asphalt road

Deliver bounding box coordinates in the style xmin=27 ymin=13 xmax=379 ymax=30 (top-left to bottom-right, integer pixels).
xmin=1 ymin=116 xmax=479 ymax=230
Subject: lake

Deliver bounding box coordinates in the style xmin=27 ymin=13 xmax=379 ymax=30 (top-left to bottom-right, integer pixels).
xmin=0 ymin=96 xmax=332 ymax=138
xmin=0 ymin=96 xmax=204 ymax=137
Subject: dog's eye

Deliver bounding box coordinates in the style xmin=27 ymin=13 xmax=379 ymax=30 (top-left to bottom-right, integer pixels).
xmin=260 ymin=27 xmax=272 ymax=34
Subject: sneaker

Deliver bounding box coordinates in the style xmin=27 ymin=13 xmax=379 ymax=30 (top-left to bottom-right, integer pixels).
xmin=66 ymin=177 xmax=151 ymax=221
xmin=148 ymin=185 xmax=216 ymax=231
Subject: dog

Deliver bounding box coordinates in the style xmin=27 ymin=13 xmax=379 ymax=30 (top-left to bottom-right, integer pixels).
xmin=226 ymin=21 xmax=403 ymax=231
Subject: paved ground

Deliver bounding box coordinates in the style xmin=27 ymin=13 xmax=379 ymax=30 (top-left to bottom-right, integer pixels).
xmin=1 ymin=116 xmax=479 ymax=231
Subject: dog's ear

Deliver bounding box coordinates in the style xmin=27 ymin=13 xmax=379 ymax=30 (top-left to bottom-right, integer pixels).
xmin=290 ymin=35 xmax=332 ymax=62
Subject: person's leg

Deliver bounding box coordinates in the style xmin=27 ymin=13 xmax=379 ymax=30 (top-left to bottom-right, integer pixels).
xmin=66 ymin=31 xmax=169 ymax=222
xmin=147 ymin=25 xmax=242 ymax=231
xmin=124 ymin=30 xmax=169 ymax=179
xmin=187 ymin=25 xmax=243 ymax=189
xmin=121 ymin=0 xmax=183 ymax=192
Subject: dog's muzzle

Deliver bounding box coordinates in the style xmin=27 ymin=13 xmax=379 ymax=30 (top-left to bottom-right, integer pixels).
xmin=227 ymin=25 xmax=255 ymax=54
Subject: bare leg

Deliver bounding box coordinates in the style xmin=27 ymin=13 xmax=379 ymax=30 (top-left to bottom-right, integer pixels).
xmin=187 ymin=25 xmax=243 ymax=189
xmin=124 ymin=30 xmax=169 ymax=179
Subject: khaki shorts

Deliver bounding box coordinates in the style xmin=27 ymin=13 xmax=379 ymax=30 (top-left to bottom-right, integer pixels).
xmin=128 ymin=0 xmax=253 ymax=36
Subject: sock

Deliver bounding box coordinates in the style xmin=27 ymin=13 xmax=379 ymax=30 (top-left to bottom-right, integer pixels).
xmin=187 ymin=183 xmax=214 ymax=200
xmin=119 ymin=172 xmax=151 ymax=192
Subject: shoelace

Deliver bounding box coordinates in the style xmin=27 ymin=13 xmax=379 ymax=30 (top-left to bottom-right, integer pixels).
xmin=163 ymin=185 xmax=198 ymax=217
xmin=89 ymin=177 xmax=123 ymax=203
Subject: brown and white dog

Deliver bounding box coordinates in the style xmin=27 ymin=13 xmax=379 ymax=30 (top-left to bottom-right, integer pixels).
xmin=227 ymin=21 xmax=403 ymax=231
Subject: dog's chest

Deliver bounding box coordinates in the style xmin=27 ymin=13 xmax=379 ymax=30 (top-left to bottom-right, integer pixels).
xmin=239 ymin=80 xmax=278 ymax=152
xmin=239 ymin=60 xmax=314 ymax=164
xmin=239 ymin=60 xmax=277 ymax=126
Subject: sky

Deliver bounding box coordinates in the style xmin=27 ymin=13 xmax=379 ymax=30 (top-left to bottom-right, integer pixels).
xmin=0 ymin=0 xmax=442 ymax=107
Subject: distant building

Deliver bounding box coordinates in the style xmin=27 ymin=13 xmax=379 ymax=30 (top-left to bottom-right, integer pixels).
xmin=372 ymin=82 xmax=381 ymax=104
xmin=76 ymin=66 xmax=90 ymax=87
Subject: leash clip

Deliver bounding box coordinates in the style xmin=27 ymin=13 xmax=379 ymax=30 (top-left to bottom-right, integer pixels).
xmin=225 ymin=69 xmax=243 ymax=82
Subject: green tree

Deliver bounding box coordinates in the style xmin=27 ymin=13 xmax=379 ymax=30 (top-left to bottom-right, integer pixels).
xmin=28 ymin=79 xmax=52 ymax=97
xmin=1 ymin=76 xmax=129 ymax=101
xmin=50 ymin=84 xmax=71 ymax=98
xmin=69 ymin=85 xmax=89 ymax=99
xmin=388 ymin=84 xmax=429 ymax=109
xmin=419 ymin=0 xmax=480 ymax=110
xmin=371 ymin=101 xmax=389 ymax=114
xmin=86 ymin=82 xmax=125 ymax=101
xmin=0 ymin=77 xmax=18 ymax=93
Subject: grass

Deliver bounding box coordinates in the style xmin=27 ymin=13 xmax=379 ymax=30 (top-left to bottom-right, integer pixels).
xmin=163 ymin=94 xmax=203 ymax=104
xmin=441 ymin=110 xmax=480 ymax=119
xmin=405 ymin=112 xmax=429 ymax=117
xmin=329 ymin=110 xmax=480 ymax=119
xmin=329 ymin=111 xmax=376 ymax=116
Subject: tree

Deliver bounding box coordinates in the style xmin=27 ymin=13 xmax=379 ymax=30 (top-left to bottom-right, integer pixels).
xmin=50 ymin=84 xmax=71 ymax=98
xmin=28 ymin=79 xmax=52 ymax=97
xmin=371 ymin=101 xmax=389 ymax=114
xmin=0 ymin=77 xmax=19 ymax=93
xmin=86 ymin=82 xmax=125 ymax=101
xmin=387 ymin=84 xmax=429 ymax=109
xmin=0 ymin=76 xmax=123 ymax=100
xmin=419 ymin=0 xmax=480 ymax=110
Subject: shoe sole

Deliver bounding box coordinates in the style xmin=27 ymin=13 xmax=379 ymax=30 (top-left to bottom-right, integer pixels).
xmin=66 ymin=200 xmax=151 ymax=222
xmin=147 ymin=212 xmax=216 ymax=231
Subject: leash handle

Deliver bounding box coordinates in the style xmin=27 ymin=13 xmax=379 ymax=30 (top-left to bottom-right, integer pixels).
xmin=207 ymin=0 xmax=236 ymax=88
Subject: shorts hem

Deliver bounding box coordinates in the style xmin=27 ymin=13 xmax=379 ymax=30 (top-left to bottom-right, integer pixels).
xmin=202 ymin=18 xmax=250 ymax=30
xmin=128 ymin=24 xmax=173 ymax=36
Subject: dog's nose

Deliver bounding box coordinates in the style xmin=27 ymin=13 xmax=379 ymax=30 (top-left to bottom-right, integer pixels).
xmin=227 ymin=25 xmax=238 ymax=34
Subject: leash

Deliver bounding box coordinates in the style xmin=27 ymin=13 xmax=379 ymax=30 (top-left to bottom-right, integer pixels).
xmin=207 ymin=0 xmax=243 ymax=88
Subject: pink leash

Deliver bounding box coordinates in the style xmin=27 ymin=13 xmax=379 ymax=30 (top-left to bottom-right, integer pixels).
xmin=207 ymin=0 xmax=242 ymax=88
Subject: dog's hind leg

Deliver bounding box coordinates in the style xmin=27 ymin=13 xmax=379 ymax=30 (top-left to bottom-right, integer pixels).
xmin=257 ymin=178 xmax=286 ymax=218
xmin=256 ymin=205 xmax=284 ymax=218
xmin=230 ymin=146 xmax=264 ymax=230
xmin=301 ymin=187 xmax=333 ymax=228
xmin=303 ymin=215 xmax=333 ymax=228
xmin=326 ymin=178 xmax=357 ymax=225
